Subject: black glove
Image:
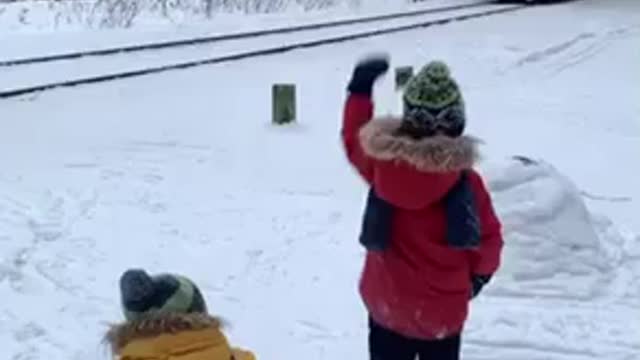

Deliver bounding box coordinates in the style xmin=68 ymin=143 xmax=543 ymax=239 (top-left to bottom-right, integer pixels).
xmin=471 ymin=274 xmax=492 ymax=299
xmin=347 ymin=55 xmax=390 ymax=96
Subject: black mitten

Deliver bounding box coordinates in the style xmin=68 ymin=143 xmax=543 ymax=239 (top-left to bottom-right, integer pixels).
xmin=347 ymin=55 xmax=390 ymax=96
xmin=471 ymin=274 xmax=492 ymax=299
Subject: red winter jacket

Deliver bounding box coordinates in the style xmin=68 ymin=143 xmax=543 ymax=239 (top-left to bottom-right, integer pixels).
xmin=342 ymin=94 xmax=503 ymax=340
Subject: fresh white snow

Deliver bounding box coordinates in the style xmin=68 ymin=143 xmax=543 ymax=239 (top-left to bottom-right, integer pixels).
xmin=0 ymin=2 xmax=518 ymax=92
xmin=0 ymin=0 xmax=484 ymax=58
xmin=483 ymin=158 xmax=621 ymax=300
xmin=1 ymin=0 xmax=639 ymax=359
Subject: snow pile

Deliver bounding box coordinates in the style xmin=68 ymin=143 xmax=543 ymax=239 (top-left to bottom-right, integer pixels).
xmin=481 ymin=156 xmax=625 ymax=300
xmin=0 ymin=0 xmax=410 ymax=32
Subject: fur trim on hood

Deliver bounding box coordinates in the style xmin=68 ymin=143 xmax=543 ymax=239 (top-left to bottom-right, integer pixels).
xmin=105 ymin=312 xmax=223 ymax=354
xmin=359 ymin=118 xmax=480 ymax=172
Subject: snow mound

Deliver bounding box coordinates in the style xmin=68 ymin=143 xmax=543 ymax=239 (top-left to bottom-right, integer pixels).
xmin=481 ymin=157 xmax=624 ymax=300
xmin=0 ymin=0 xmax=408 ymax=32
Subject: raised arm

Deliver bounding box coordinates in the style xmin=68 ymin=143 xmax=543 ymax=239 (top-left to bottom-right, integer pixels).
xmin=341 ymin=55 xmax=389 ymax=184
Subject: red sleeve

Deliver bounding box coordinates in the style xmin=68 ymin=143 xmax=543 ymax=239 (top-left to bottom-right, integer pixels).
xmin=341 ymin=94 xmax=374 ymax=183
xmin=469 ymin=171 xmax=503 ymax=275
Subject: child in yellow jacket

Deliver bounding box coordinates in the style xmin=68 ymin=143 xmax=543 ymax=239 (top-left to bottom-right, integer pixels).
xmin=106 ymin=269 xmax=255 ymax=360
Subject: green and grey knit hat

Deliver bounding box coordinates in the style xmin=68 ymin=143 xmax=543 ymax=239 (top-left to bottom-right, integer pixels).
xmin=120 ymin=269 xmax=207 ymax=321
xmin=401 ymin=61 xmax=466 ymax=138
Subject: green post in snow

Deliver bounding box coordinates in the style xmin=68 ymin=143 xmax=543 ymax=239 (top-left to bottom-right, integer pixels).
xmin=395 ymin=66 xmax=414 ymax=90
xmin=272 ymin=84 xmax=296 ymax=125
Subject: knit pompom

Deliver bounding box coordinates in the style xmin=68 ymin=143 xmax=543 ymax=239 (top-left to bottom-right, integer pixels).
xmin=120 ymin=269 xmax=154 ymax=304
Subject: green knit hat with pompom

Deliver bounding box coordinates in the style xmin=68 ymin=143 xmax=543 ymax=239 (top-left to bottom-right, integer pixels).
xmin=120 ymin=269 xmax=208 ymax=321
xmin=401 ymin=61 xmax=466 ymax=138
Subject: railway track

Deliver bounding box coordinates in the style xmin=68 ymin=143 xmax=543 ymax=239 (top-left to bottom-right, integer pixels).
xmin=0 ymin=1 xmax=500 ymax=67
xmin=0 ymin=1 xmax=527 ymax=99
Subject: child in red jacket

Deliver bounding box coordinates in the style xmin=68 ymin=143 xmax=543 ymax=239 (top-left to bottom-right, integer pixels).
xmin=342 ymin=55 xmax=503 ymax=360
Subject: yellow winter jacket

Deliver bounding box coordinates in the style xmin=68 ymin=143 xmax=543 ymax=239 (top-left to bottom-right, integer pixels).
xmin=106 ymin=313 xmax=255 ymax=360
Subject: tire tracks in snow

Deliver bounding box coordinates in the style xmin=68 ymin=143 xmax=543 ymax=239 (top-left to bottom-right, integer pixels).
xmin=515 ymin=32 xmax=598 ymax=67
xmin=513 ymin=24 xmax=640 ymax=75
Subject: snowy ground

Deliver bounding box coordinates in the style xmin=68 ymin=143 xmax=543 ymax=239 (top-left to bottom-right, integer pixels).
xmin=0 ymin=2 xmax=517 ymax=92
xmin=0 ymin=0 xmax=394 ymax=33
xmin=1 ymin=0 xmax=639 ymax=359
xmin=0 ymin=0 xmax=481 ymax=58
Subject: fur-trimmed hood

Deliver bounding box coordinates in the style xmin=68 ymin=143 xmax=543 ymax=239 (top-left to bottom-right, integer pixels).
xmin=105 ymin=312 xmax=223 ymax=354
xmin=359 ymin=118 xmax=479 ymax=173
xmin=357 ymin=118 xmax=480 ymax=210
xmin=105 ymin=312 xmax=255 ymax=360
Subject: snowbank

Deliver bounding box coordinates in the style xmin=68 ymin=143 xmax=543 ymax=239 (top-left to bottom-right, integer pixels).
xmin=481 ymin=156 xmax=626 ymax=300
xmin=0 ymin=0 xmax=410 ymax=33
